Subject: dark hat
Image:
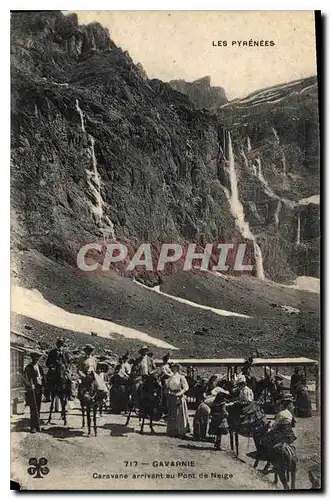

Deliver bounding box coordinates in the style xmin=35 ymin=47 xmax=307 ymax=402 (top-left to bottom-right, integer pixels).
xmin=280 ymin=394 xmax=294 ymax=402
xmin=56 ymin=337 xmax=65 ymax=345
xmin=96 ymin=362 xmax=110 ymax=372
xmin=84 ymin=344 xmax=95 ymax=352
xmin=30 ymin=351 xmax=42 ymax=359
xmin=98 ymin=355 xmax=107 ymax=361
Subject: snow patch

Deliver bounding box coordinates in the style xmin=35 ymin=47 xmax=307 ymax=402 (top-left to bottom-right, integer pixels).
xmin=11 ymin=286 xmax=178 ymax=350
xmin=280 ymin=305 xmax=300 ymax=314
xmin=134 ymin=279 xmax=251 ymax=318
xmin=298 ymin=194 xmax=320 ymax=206
xmin=283 ymin=276 xmax=320 ymax=294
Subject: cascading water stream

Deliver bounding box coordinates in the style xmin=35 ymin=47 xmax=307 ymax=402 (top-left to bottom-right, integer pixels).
xmin=75 ymin=99 xmax=116 ymax=240
xmin=271 ymin=127 xmax=280 ymax=146
xmin=282 ymin=153 xmax=287 ymax=177
xmin=296 ymin=214 xmax=301 ymax=245
xmin=255 ymin=156 xmax=294 ymax=209
xmin=75 ymin=99 xmax=86 ymax=133
xmin=225 ymin=132 xmax=265 ymax=280
xmin=274 ymin=200 xmax=282 ymax=227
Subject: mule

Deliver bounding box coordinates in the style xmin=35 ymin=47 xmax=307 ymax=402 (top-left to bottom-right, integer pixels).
xmin=125 ymin=374 xmax=162 ymax=434
xmin=242 ymin=402 xmax=298 ymax=490
xmin=78 ymin=373 xmax=106 ymax=436
xmin=47 ymin=364 xmax=71 ymax=426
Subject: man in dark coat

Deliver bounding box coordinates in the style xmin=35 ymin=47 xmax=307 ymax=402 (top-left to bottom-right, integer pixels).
xmin=46 ymin=337 xmax=71 ymax=369
xmin=46 ymin=337 xmax=72 ymax=399
xmin=290 ymin=367 xmax=302 ymax=397
xmin=23 ymin=352 xmax=44 ymax=433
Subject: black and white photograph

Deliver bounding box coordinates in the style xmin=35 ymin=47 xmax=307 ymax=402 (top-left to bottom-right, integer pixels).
xmin=10 ymin=9 xmax=321 ymax=491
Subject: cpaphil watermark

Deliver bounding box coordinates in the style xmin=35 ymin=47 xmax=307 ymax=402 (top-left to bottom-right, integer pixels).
xmin=75 ymin=241 xmax=256 ymax=275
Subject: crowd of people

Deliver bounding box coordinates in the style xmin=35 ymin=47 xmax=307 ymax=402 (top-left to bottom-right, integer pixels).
xmin=22 ymin=338 xmax=313 ymax=444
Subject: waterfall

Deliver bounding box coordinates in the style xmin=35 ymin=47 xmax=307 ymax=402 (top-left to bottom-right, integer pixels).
xmin=281 ymin=152 xmax=287 ymax=177
xmin=87 ymin=135 xmax=103 ymax=225
xmin=75 ymin=99 xmax=116 ymax=240
xmin=274 ymin=200 xmax=282 ymax=227
xmin=240 ymin=146 xmax=249 ymax=169
xmin=296 ymin=214 xmax=301 ymax=245
xmin=256 ymin=156 xmax=277 ymax=199
xmin=75 ymin=99 xmax=86 ymax=133
xmin=225 ymin=132 xmax=265 ymax=280
xmin=255 ymin=156 xmax=294 ymax=209
xmin=87 ymin=135 xmax=116 ymax=240
xmin=271 ymin=127 xmax=280 ymax=146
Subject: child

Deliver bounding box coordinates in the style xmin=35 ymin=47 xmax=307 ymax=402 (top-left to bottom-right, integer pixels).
xmin=193 ymin=396 xmax=211 ymax=441
xmin=209 ymin=391 xmax=229 ymax=450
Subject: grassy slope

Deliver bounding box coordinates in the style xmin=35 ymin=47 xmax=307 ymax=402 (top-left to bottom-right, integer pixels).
xmin=12 ymin=249 xmax=320 ymax=360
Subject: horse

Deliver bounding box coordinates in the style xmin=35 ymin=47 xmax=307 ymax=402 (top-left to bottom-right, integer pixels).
xmin=125 ymin=374 xmax=162 ymax=434
xmin=47 ymin=364 xmax=71 ymax=426
xmin=78 ymin=372 xmax=106 ymax=436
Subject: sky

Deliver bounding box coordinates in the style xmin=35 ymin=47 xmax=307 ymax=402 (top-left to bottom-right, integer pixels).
xmin=69 ymin=11 xmax=317 ymax=100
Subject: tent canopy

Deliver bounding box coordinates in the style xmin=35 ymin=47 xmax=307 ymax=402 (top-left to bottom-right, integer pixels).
xmin=155 ymin=356 xmax=318 ymax=367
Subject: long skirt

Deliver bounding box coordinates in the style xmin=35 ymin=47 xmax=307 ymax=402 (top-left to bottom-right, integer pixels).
xmin=193 ymin=403 xmax=210 ymax=440
xmin=167 ymin=395 xmax=190 ymax=437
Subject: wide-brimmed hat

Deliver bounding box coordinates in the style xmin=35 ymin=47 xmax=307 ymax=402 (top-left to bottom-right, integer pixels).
xmin=84 ymin=344 xmax=95 ymax=352
xmin=56 ymin=337 xmax=65 ymax=345
xmin=235 ymin=374 xmax=246 ymax=385
xmin=139 ymin=345 xmax=149 ymax=353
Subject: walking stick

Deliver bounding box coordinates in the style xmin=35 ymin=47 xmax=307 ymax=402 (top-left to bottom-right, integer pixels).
xmin=30 ymin=379 xmax=41 ymax=431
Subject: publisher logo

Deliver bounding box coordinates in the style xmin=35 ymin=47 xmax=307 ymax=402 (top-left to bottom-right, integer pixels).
xmin=27 ymin=457 xmax=49 ymax=479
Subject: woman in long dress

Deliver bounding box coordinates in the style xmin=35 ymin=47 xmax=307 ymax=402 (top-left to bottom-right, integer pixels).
xmin=165 ymin=364 xmax=190 ymax=437
xmin=295 ymin=379 xmax=312 ymax=417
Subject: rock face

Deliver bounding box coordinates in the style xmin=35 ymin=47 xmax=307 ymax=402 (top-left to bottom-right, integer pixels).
xmin=218 ymin=78 xmax=320 ymax=280
xmin=169 ymin=76 xmax=228 ymax=110
xmin=11 ymin=11 xmax=320 ymax=282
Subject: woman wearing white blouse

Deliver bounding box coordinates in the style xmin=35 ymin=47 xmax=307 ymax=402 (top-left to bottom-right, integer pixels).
xmin=165 ymin=364 xmax=190 ymax=437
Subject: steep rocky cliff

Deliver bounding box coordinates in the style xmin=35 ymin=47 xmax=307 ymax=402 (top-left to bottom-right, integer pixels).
xmin=168 ymin=76 xmax=228 ymax=110
xmin=11 ymin=11 xmax=319 ymax=283
xmin=10 ymin=11 xmax=320 ymax=358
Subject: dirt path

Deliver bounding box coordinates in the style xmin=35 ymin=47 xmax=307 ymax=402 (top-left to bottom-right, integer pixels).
xmin=10 ymin=403 xmax=273 ymax=491
xmin=11 ymin=402 xmax=318 ymax=491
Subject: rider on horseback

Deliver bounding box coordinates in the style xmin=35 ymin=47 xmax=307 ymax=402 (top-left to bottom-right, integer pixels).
xmin=259 ymin=393 xmax=297 ymax=476
xmin=46 ymin=338 xmax=72 ymax=400
xmin=264 ymin=394 xmax=296 ymax=448
xmin=78 ymin=344 xmax=98 ymax=381
xmin=228 ymin=374 xmax=254 ymax=408
xmin=131 ymin=346 xmax=152 ymax=383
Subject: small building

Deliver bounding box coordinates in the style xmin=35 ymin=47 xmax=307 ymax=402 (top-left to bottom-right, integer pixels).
xmin=10 ymin=330 xmax=36 ymax=415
